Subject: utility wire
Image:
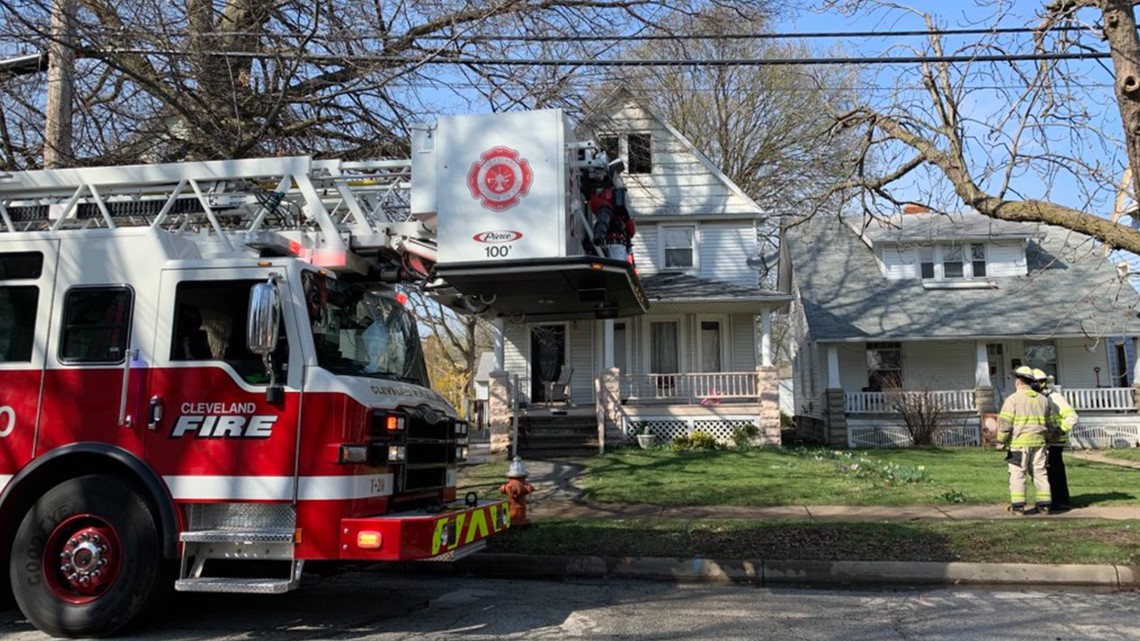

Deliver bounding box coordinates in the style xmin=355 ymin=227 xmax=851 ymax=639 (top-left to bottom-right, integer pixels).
xmin=12 ymin=24 xmax=1101 ymax=44
xmin=96 ymin=47 xmax=1114 ymax=67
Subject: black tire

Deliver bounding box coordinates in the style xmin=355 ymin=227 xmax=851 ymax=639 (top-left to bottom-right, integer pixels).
xmin=10 ymin=474 xmax=163 ymax=638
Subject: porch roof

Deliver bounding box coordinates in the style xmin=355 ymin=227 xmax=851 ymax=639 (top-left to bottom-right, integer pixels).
xmin=783 ymin=216 xmax=1140 ymax=341
xmin=640 ymin=272 xmax=790 ymax=306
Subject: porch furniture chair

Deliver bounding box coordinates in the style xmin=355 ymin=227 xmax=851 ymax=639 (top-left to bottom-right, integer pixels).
xmin=545 ymin=368 xmax=574 ymax=407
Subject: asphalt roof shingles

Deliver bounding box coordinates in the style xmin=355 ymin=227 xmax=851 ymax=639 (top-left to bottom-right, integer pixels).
xmin=784 ymin=214 xmax=1140 ymax=341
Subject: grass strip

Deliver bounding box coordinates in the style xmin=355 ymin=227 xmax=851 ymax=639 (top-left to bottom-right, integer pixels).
xmin=577 ymin=448 xmax=1140 ymax=507
xmin=487 ymin=518 xmax=1140 ymax=565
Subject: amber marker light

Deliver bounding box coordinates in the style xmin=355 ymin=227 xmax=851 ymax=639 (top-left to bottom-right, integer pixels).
xmin=357 ymin=531 xmax=382 ymax=549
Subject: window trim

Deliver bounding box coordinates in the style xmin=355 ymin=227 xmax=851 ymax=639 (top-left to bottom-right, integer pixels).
xmin=915 ymin=243 xmax=988 ymax=281
xmin=658 ymin=223 xmax=699 ymax=273
xmin=865 ymin=341 xmax=903 ymax=391
xmin=58 ymin=284 xmax=135 ymax=365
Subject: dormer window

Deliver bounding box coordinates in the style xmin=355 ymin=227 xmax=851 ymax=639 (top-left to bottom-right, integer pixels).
xmin=917 ymin=243 xmax=987 ymax=280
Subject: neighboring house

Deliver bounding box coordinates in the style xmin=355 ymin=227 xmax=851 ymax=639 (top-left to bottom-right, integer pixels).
xmin=490 ymin=92 xmax=789 ymax=451
xmin=780 ymin=209 xmax=1140 ymax=449
xmin=471 ymin=351 xmax=496 ymax=430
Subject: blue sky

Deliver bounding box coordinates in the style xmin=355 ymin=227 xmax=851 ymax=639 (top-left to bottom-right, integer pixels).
xmin=775 ymin=1 xmax=1125 ymax=217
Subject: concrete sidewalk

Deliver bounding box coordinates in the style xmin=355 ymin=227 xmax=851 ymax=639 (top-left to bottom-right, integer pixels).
xmin=456 ymin=448 xmax=1140 ymax=588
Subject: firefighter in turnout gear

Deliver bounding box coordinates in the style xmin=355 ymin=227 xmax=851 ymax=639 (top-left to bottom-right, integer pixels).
xmin=997 ymin=366 xmax=1052 ymax=514
xmin=1034 ymin=369 xmax=1078 ymax=512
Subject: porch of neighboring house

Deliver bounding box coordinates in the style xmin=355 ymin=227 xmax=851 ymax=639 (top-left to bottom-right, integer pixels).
xmin=798 ymin=338 xmax=1140 ymax=449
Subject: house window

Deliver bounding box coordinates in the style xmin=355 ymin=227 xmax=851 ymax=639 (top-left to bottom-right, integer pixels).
xmin=628 ymin=133 xmax=652 ymax=174
xmin=1023 ymin=340 xmax=1057 ymax=381
xmin=662 ymin=225 xmax=695 ymax=270
xmin=650 ymin=321 xmax=679 ymax=373
xmin=919 ymin=247 xmax=935 ymax=279
xmin=598 ymin=135 xmax=620 ymax=163
xmin=0 ymin=286 xmax=38 ymax=362
xmin=60 ymin=286 xmax=133 ymax=363
xmin=971 ymin=243 xmax=987 ymax=277
xmin=943 ymin=245 xmax=964 ymax=279
xmin=866 ymin=341 xmax=902 ymax=391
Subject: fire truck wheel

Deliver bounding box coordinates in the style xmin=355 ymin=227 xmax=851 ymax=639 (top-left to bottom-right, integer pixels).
xmin=10 ymin=474 xmax=163 ymax=639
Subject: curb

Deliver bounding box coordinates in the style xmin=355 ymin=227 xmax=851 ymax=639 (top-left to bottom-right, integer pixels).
xmin=443 ymin=553 xmax=1140 ymax=588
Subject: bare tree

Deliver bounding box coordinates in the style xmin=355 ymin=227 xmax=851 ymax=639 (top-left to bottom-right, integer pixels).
xmin=0 ymin=0 xmax=769 ymax=168
xmin=819 ymin=1 xmax=1140 ymax=255
xmin=886 ymin=386 xmax=948 ymax=447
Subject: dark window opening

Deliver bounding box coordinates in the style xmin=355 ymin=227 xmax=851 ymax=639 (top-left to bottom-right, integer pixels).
xmin=598 ymin=135 xmax=620 ymax=163
xmin=0 ymin=286 xmax=38 ymax=362
xmin=866 ymin=341 xmax=902 ymax=391
xmin=0 ymin=252 xmax=44 ymax=280
xmin=172 ymin=279 xmax=288 ymax=385
xmin=628 ymin=133 xmax=652 ymax=174
xmin=60 ymin=287 xmax=133 ymax=363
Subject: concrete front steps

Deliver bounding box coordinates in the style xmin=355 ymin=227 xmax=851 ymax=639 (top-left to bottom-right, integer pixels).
xmin=517 ymin=409 xmax=599 ymax=457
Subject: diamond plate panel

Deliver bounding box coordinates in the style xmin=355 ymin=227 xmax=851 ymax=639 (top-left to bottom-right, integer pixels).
xmin=189 ymin=503 xmax=296 ymax=530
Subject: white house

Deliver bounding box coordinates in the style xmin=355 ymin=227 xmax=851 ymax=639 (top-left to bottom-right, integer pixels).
xmin=780 ymin=210 xmax=1140 ymax=449
xmin=488 ymin=92 xmax=789 ymax=453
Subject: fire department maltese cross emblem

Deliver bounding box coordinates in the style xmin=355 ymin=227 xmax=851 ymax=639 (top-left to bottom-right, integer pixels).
xmin=467 ymin=146 xmax=533 ymax=212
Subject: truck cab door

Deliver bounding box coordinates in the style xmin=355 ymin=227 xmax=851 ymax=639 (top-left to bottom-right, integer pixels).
xmin=145 ymin=268 xmax=304 ymax=502
xmin=0 ymin=241 xmax=58 ymax=490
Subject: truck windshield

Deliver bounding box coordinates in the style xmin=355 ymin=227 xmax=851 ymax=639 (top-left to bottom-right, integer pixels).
xmin=302 ymin=270 xmax=429 ymax=385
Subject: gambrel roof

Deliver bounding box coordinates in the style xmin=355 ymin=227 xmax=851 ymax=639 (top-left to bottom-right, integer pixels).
xmin=782 ymin=213 xmax=1140 ymax=341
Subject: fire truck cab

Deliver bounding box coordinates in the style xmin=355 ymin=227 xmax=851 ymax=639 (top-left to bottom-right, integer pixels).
xmin=0 ymin=108 xmax=646 ymax=638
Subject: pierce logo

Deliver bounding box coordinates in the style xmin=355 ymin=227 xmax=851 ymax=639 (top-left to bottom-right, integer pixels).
xmin=473 ymin=230 xmax=523 ymax=243
xmin=467 ymin=146 xmax=533 ymax=212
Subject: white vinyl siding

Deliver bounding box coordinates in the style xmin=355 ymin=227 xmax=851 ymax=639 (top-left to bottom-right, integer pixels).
xmin=699 ymin=224 xmax=755 ymax=285
xmin=987 ymin=241 xmax=1028 ymax=277
xmin=503 ymin=323 xmax=529 ymax=400
xmin=567 ymin=320 xmax=594 ymax=403
xmin=835 ymin=343 xmax=867 ymax=390
xmin=730 ymin=314 xmax=757 ymax=371
xmin=1057 ymin=339 xmax=1109 ymax=389
xmin=904 ymin=341 xmax=975 ymax=390
xmin=880 ymin=240 xmax=1027 ymax=280
xmin=583 ymin=101 xmax=760 ymax=217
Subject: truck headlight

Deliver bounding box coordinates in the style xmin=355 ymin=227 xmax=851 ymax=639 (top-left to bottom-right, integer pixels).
xmin=388 ymin=444 xmax=407 ymax=462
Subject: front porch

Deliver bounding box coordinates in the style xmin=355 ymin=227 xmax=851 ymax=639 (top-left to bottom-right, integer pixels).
xmin=487 ymin=369 xmax=781 ymax=454
xmin=832 ymin=387 xmax=1140 ymax=449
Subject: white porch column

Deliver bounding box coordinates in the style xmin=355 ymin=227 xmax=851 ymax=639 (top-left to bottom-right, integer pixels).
xmin=827 ymin=345 xmax=840 ymax=388
xmin=974 ymin=341 xmax=991 ymax=388
xmin=603 ymin=319 xmax=615 ymax=369
xmin=760 ymin=309 xmax=772 ymax=367
xmin=1133 ymin=338 xmax=1140 ymax=385
xmin=493 ymin=318 xmax=505 ymax=371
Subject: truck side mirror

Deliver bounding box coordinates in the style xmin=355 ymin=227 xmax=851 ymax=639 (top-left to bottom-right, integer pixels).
xmin=247 ymin=278 xmax=284 ymax=403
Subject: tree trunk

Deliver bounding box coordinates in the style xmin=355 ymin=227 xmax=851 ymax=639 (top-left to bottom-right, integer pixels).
xmin=1104 ymin=0 xmax=1140 ymax=205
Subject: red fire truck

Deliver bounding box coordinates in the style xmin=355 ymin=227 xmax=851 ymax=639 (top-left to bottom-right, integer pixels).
xmin=0 ymin=108 xmax=645 ymax=638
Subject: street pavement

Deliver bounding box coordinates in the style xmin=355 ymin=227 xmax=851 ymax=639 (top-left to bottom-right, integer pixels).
xmin=459 ymin=444 xmax=1140 ymax=588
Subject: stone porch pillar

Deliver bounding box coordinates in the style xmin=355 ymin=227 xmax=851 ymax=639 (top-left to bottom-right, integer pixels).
xmin=598 ymin=368 xmax=623 ymax=449
xmin=974 ymin=386 xmax=998 ymax=415
xmin=488 ymin=371 xmax=513 ymax=455
xmin=756 ymin=366 xmax=781 ymax=446
xmin=825 ymin=388 xmax=848 ymax=448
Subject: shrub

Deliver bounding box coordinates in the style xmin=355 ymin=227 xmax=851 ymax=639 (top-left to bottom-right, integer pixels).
xmin=670 ymin=430 xmax=719 ymax=451
xmin=731 ymin=424 xmax=760 ymax=449
xmin=885 ymin=386 xmax=949 ymax=447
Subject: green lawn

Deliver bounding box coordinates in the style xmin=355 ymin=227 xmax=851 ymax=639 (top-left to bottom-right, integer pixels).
xmin=576 ymin=447 xmax=1140 ymax=507
xmin=1104 ymin=448 xmax=1140 ymax=463
xmin=487 ymin=518 xmax=1140 ymax=565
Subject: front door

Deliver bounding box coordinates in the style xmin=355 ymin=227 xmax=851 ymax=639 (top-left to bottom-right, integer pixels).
xmin=530 ymin=324 xmax=566 ymax=403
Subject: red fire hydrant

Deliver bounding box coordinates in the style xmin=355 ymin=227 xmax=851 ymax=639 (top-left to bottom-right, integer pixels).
xmin=499 ymin=456 xmax=535 ymax=528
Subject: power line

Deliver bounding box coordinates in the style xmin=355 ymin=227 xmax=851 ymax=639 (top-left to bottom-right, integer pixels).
xmin=96 ymin=47 xmax=1114 ymax=67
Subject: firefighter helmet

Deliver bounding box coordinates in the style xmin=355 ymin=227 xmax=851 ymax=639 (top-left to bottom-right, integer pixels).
xmin=1014 ymin=365 xmax=1036 ymax=381
xmin=1032 ymin=368 xmax=1048 ymax=382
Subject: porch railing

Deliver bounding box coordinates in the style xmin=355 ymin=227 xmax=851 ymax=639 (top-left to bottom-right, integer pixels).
xmin=846 ymin=390 xmax=976 ymax=414
xmin=621 ymin=372 xmax=757 ymax=404
xmin=1064 ymin=387 xmax=1134 ymax=411
xmin=846 ymin=387 xmax=1136 ymax=414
